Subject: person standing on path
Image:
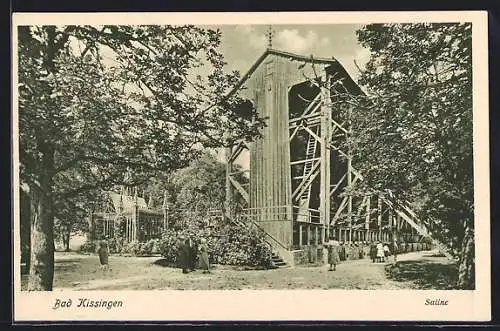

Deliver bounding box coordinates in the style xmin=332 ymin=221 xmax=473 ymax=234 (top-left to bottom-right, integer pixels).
xmin=198 ymin=238 xmax=210 ymax=273
xmin=369 ymin=241 xmax=377 ymax=263
xmin=383 ymin=243 xmax=391 ymax=262
xmin=392 ymin=240 xmax=399 ymax=262
xmin=177 ymin=235 xmax=190 ymax=274
xmin=97 ymin=240 xmax=110 ymax=271
xmin=188 ymin=236 xmax=197 ymax=272
xmin=376 ymin=241 xmax=384 ymax=263
xmin=326 ymin=237 xmax=340 ymax=271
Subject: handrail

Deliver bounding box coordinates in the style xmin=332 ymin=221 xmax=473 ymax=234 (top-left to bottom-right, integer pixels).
xmin=234 ymin=214 xmax=289 ymax=250
xmin=242 ymin=205 xmax=290 ymax=211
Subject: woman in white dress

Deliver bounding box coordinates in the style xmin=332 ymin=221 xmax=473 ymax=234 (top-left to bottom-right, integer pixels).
xmin=376 ymin=241 xmax=384 ymax=263
xmin=383 ymin=243 xmax=391 ymax=262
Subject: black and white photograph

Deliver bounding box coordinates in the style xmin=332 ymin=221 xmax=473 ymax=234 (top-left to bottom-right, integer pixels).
xmin=12 ymin=11 xmax=490 ymax=321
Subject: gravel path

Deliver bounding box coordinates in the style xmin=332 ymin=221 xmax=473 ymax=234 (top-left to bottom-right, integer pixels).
xmin=21 ymin=249 xmax=457 ymax=290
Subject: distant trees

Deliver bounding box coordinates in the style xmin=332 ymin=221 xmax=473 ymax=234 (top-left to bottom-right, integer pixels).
xmin=18 ymin=25 xmax=263 ymax=290
xmin=133 ymin=151 xmax=247 ymax=225
xmin=351 ymin=23 xmax=474 ymax=289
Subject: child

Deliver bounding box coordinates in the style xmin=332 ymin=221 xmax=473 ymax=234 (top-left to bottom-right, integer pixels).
xmin=376 ymin=241 xmax=384 ymax=263
xmin=383 ymin=243 xmax=391 ymax=262
xmin=97 ymin=240 xmax=110 ymax=271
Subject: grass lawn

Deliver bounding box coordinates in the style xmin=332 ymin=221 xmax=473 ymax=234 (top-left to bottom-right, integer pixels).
xmin=20 ymin=249 xmax=459 ymax=291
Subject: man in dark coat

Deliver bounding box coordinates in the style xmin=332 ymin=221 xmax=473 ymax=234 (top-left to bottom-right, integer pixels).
xmin=369 ymin=242 xmax=377 ymax=263
xmin=188 ymin=236 xmax=197 ymax=271
xmin=177 ymin=236 xmax=190 ymax=273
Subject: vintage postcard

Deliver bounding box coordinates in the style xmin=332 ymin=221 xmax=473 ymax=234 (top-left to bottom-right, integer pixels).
xmin=12 ymin=11 xmax=490 ymax=322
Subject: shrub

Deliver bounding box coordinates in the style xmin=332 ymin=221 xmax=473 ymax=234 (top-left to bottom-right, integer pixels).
xmin=121 ymin=241 xmax=140 ymax=256
xmin=107 ymin=237 xmax=125 ymax=254
xmin=158 ymin=220 xmax=273 ymax=268
xmin=137 ymin=239 xmax=157 ymax=256
xmin=78 ymin=240 xmax=97 ymax=254
xmin=120 ymin=239 xmax=158 ymax=256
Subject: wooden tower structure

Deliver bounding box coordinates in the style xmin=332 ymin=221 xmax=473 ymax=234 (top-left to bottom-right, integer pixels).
xmin=225 ymin=48 xmax=451 ymax=265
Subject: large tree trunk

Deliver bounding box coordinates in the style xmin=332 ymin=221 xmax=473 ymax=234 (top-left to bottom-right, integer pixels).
xmin=28 ymin=144 xmax=56 ymax=291
xmin=63 ymin=226 xmax=71 ymax=252
xmin=87 ymin=212 xmax=95 ymax=242
xmin=457 ymin=226 xmax=475 ymax=290
xmin=20 ymin=189 xmax=31 ymax=274
xmin=27 ymin=184 xmax=55 ymax=291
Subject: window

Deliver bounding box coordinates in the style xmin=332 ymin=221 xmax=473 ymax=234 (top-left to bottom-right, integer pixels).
xmin=265 ymin=60 xmax=274 ymax=76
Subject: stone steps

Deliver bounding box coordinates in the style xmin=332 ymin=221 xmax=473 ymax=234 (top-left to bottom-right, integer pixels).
xmin=271 ymin=253 xmax=287 ymax=268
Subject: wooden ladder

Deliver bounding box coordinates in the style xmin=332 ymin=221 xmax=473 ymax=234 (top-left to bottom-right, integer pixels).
xmin=297 ymin=128 xmax=318 ymax=221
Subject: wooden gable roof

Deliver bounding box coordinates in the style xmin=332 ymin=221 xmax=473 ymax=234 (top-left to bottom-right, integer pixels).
xmin=228 ymin=48 xmax=362 ymax=97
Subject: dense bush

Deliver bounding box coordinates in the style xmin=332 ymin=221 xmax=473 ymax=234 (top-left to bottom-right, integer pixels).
xmin=79 ymin=238 xmax=159 ymax=257
xmin=107 ymin=237 xmax=124 ymax=254
xmin=78 ymin=240 xmax=97 ymax=254
xmin=121 ymin=239 xmax=159 ymax=256
xmin=158 ymin=220 xmax=273 ymax=268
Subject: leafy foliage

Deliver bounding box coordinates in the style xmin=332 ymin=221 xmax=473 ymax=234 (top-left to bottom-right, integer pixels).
xmin=78 ymin=240 xmax=97 ymax=254
xmin=130 ymin=151 xmax=248 ymax=214
xmin=158 ymin=221 xmax=273 ymax=268
xmin=79 ymin=237 xmax=159 ymax=256
xmin=120 ymin=239 xmax=158 ymax=256
xmin=348 ymin=23 xmax=473 ymax=288
xmin=19 ymin=25 xmax=263 ymax=199
xmin=18 ymin=25 xmax=263 ymax=290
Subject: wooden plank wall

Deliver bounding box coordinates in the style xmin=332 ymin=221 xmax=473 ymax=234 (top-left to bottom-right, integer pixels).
xmin=245 ymin=54 xmax=334 ymax=249
xmin=247 ymin=54 xmax=293 ymax=249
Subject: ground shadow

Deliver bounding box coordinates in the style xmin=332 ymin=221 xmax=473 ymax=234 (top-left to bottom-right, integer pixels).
xmin=54 ymin=259 xmax=84 ymax=273
xmin=385 ymin=260 xmax=458 ymax=290
xmin=152 ymin=258 xmax=176 ymax=268
xmin=424 ymin=253 xmax=446 ymax=258
xmin=151 ymin=258 xmax=272 ymax=271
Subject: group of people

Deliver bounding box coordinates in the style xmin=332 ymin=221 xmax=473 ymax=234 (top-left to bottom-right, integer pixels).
xmin=96 ymin=234 xmax=397 ymax=274
xmin=324 ymin=238 xmax=399 ymax=271
xmin=176 ymin=235 xmax=210 ymax=274
xmin=94 ymin=235 xmax=211 ymax=274
xmin=369 ymin=241 xmax=398 ymax=263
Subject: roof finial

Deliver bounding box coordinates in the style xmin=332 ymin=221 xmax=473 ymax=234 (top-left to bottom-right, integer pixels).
xmin=266 ymin=25 xmax=275 ymax=49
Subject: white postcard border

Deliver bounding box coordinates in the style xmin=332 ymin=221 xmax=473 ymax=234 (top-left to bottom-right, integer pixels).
xmin=11 ymin=11 xmax=490 ymax=322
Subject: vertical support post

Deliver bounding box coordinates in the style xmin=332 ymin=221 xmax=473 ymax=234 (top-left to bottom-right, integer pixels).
xmin=388 ymin=207 xmax=393 ymax=241
xmin=162 ymin=190 xmax=168 ymax=231
xmin=319 ymin=82 xmax=331 ymax=241
xmin=395 ymin=214 xmax=400 ymax=242
xmin=225 ymin=146 xmax=233 ymax=220
xmin=133 ymin=188 xmax=139 ymax=242
xmin=315 ymin=226 xmax=319 ymax=245
xmin=377 ymin=195 xmax=382 ymax=241
xmin=365 ymin=195 xmax=371 ymax=242
xmin=299 ymin=224 xmax=303 ymax=248
xmin=347 ymin=101 xmax=353 ymax=245
xmin=87 ymin=210 xmax=95 ymax=242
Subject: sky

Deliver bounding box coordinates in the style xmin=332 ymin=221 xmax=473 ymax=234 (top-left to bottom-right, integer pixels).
xmin=214 ymin=24 xmax=371 ymax=82
xmin=210 ymin=24 xmax=372 ymax=168
xmin=89 ymin=24 xmax=373 ymax=169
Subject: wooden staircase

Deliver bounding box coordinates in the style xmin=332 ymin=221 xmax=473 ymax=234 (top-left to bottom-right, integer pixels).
xmin=271 ymin=252 xmax=288 ymax=268
xmin=296 ymin=128 xmax=319 ymax=222
xmin=230 ymin=213 xmax=289 ymax=268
